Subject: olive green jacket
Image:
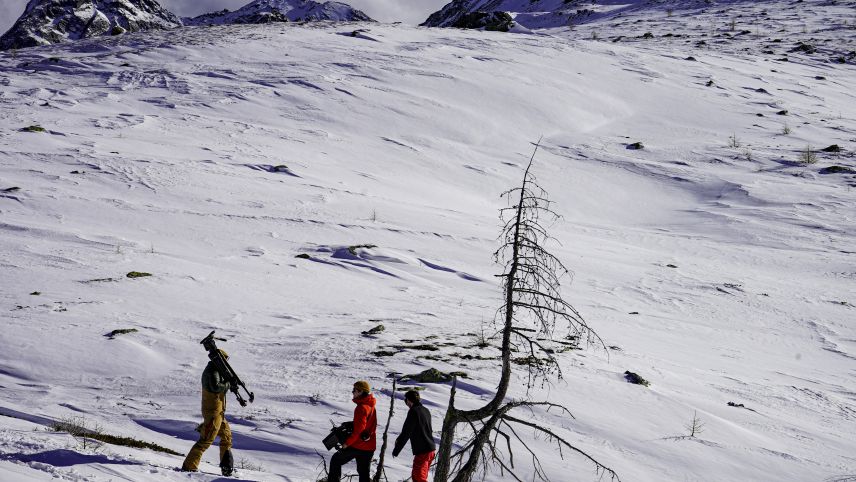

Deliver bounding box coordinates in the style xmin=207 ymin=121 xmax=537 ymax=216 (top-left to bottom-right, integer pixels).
xmin=202 ymin=362 xmax=232 ymax=394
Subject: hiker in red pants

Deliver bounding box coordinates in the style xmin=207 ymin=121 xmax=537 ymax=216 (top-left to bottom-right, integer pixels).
xmin=392 ymin=390 xmax=436 ymax=482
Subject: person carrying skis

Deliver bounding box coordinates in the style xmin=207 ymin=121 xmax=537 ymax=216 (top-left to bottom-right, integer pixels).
xmin=181 ymin=348 xmax=234 ymax=476
xmin=328 ymin=380 xmax=377 ymax=482
xmin=392 ymin=390 xmax=436 ymax=482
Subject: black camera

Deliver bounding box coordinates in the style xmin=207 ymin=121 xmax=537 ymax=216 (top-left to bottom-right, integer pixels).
xmin=322 ymin=421 xmax=353 ymax=451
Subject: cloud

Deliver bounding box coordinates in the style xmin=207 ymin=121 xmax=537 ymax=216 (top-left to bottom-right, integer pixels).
xmin=344 ymin=0 xmax=449 ymax=24
xmin=0 ymin=0 xmax=450 ymax=39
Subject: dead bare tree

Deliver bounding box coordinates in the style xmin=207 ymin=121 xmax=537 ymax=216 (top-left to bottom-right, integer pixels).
xmin=433 ymin=140 xmax=619 ymax=482
xmin=372 ymin=376 xmax=398 ymax=482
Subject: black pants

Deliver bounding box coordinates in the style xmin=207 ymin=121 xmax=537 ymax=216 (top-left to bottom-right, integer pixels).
xmin=328 ymin=447 xmax=373 ymax=482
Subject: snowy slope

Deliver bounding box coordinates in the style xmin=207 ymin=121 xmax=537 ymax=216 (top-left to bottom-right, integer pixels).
xmin=185 ymin=0 xmax=373 ymax=26
xmin=0 ymin=0 xmax=181 ymax=51
xmin=1 ymin=2 xmax=855 ymax=481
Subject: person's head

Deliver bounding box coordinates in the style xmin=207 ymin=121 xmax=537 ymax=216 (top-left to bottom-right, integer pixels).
xmin=353 ymin=380 xmax=371 ymax=398
xmin=404 ymin=390 xmax=421 ymax=407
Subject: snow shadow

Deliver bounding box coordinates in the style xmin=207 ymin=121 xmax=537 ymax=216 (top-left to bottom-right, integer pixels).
xmin=134 ymin=419 xmax=317 ymax=456
xmin=7 ymin=449 xmax=140 ymax=467
xmin=419 ymin=258 xmax=482 ymax=282
xmin=0 ymin=406 xmax=55 ymax=426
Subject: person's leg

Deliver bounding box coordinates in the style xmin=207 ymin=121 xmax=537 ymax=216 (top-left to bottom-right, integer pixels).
xmin=355 ymin=450 xmax=374 ymax=482
xmin=218 ymin=419 xmax=232 ymax=457
xmin=412 ymin=450 xmax=435 ymax=482
xmin=182 ymin=414 xmax=222 ymax=471
xmin=328 ymin=448 xmax=357 ymax=482
xmin=218 ymin=419 xmax=233 ymax=475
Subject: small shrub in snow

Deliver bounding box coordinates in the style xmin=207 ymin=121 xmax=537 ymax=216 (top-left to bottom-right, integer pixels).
xmin=110 ymin=26 xmax=126 ymax=36
xmin=821 ymin=144 xmax=842 ymax=153
xmin=798 ymin=145 xmax=818 ymax=164
xmin=126 ymin=271 xmax=152 ymax=278
xmin=21 ymin=125 xmax=46 ymax=133
xmin=782 ymin=124 xmax=791 ymax=135
xmin=295 ymin=253 xmax=311 ymax=259
xmin=238 ymin=457 xmax=265 ymax=471
xmin=51 ymin=417 xmax=178 ymax=454
xmin=684 ymin=411 xmax=705 ymax=437
xmin=728 ymin=133 xmax=741 ymax=148
xmin=626 ymin=141 xmax=644 ymax=150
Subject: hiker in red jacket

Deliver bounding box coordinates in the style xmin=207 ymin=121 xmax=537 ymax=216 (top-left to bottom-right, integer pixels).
xmin=328 ymin=380 xmax=377 ymax=482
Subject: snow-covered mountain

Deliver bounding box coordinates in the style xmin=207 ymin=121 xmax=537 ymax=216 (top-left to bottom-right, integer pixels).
xmin=185 ymin=0 xmax=373 ymax=26
xmin=0 ymin=0 xmax=181 ymax=51
xmin=1 ymin=0 xmax=855 ymax=480
xmin=421 ymin=0 xmax=752 ymax=29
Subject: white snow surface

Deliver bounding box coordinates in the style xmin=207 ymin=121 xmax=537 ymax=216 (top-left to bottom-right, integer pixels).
xmin=1 ymin=2 xmax=856 ymax=481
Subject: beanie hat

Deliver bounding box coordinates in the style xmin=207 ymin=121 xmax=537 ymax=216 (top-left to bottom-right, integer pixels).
xmin=354 ymin=380 xmax=371 ymax=394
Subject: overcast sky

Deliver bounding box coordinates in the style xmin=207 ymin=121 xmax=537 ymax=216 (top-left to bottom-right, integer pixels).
xmin=0 ymin=0 xmax=450 ymax=38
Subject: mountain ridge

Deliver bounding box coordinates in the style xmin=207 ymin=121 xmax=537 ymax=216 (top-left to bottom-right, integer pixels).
xmin=0 ymin=0 xmax=181 ymax=50
xmin=184 ymin=0 xmax=374 ymax=26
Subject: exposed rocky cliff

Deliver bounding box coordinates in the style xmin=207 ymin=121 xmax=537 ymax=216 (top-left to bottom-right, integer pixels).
xmin=0 ymin=0 xmax=181 ymax=50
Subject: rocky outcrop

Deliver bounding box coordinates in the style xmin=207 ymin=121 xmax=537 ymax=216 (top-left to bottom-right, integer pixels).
xmin=0 ymin=0 xmax=181 ymax=50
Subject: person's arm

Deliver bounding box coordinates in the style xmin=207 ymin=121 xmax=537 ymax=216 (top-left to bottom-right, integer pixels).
xmin=392 ymin=408 xmax=416 ymax=456
xmin=344 ymin=405 xmax=368 ymax=448
xmin=204 ymin=364 xmax=232 ymax=393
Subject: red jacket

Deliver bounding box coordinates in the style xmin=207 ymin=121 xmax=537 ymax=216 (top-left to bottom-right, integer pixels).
xmin=345 ymin=393 xmax=377 ymax=451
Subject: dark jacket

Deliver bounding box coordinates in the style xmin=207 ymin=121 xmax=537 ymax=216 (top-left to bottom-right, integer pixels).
xmin=393 ymin=402 xmax=435 ymax=457
xmin=200 ymin=362 xmax=231 ymax=416
xmin=202 ymin=362 xmax=231 ymax=394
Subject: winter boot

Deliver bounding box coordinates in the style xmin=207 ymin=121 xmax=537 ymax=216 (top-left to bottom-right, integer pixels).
xmin=220 ymin=449 xmax=234 ymax=476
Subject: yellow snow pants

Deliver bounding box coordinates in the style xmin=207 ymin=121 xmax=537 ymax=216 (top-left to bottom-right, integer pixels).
xmin=181 ymin=389 xmax=232 ymax=471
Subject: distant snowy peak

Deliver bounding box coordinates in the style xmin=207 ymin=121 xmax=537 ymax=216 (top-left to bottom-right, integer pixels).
xmin=421 ymin=0 xmax=727 ymax=30
xmin=0 ymin=0 xmax=181 ymax=50
xmin=185 ymin=0 xmax=374 ymax=26
xmin=422 ymin=0 xmax=576 ymax=29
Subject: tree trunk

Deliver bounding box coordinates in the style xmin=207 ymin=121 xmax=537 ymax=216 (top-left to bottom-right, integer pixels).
xmin=372 ymin=378 xmax=397 ymax=482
